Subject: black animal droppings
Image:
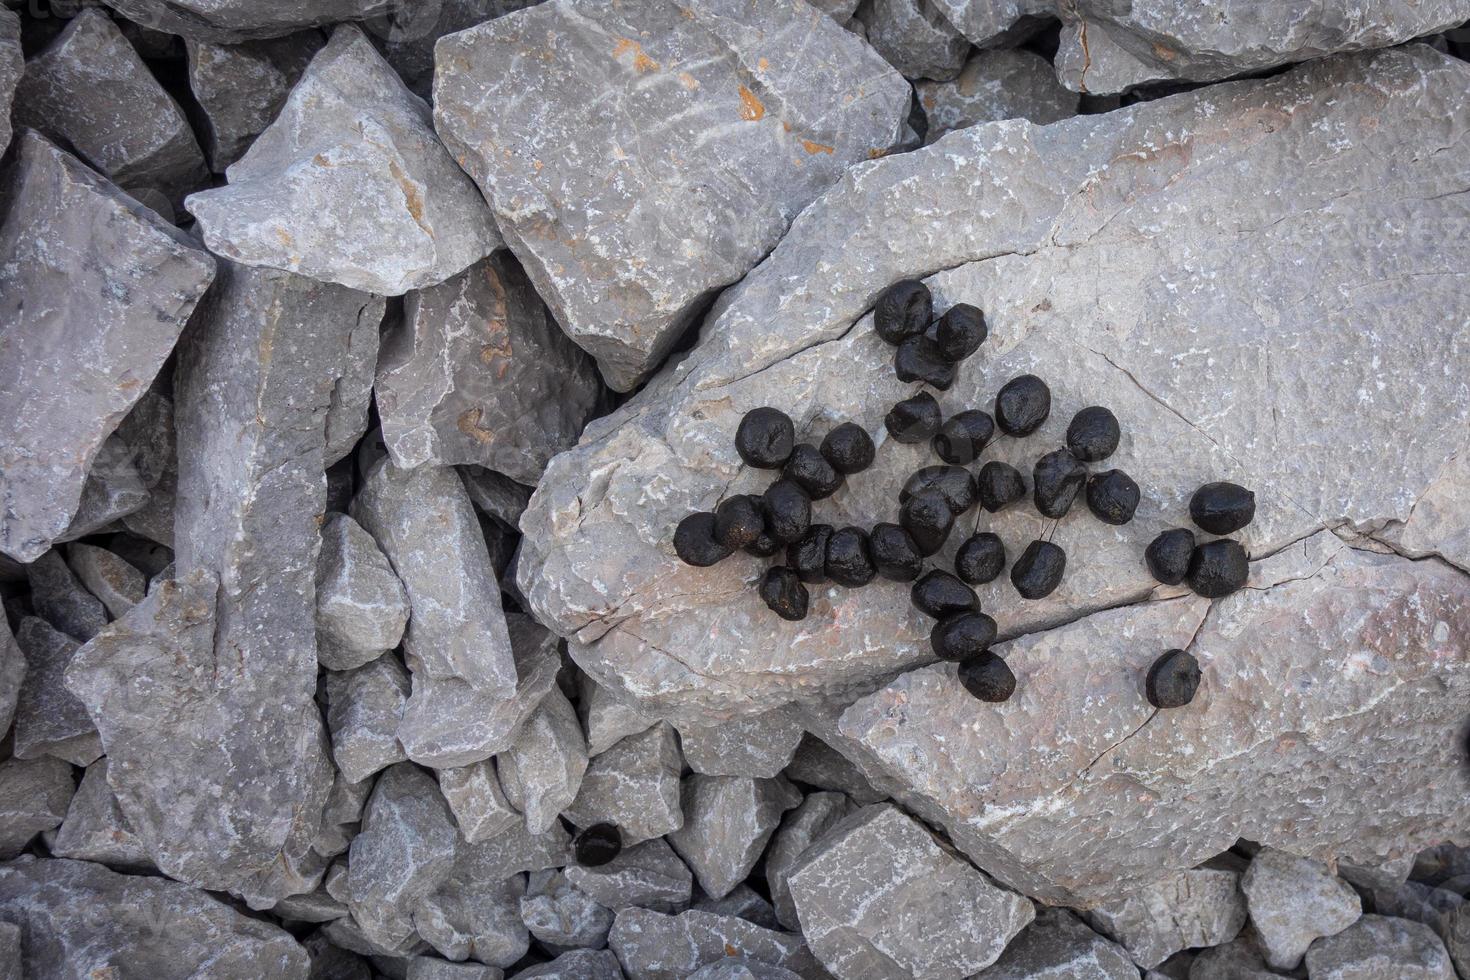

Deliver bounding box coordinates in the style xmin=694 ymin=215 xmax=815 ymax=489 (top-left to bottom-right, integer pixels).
xmin=994 ymin=374 xmax=1051 ymax=436
xmin=911 ymin=569 xmax=980 ymax=619
xmin=783 ymin=444 xmax=844 ymax=500
xmin=976 ymin=461 xmax=1027 ymax=513
xmin=955 ymin=532 xmax=1006 ymax=585
xmin=821 ymin=422 xmax=876 ymax=475
xmin=825 ymin=526 xmax=877 ymax=588
xmin=713 ymin=495 xmax=764 ymax=549
xmin=933 ymin=410 xmax=995 ymax=465
xmin=931 ymin=611 xmax=998 ymax=662
xmin=674 ymin=512 xmax=733 ymax=567
xmin=760 ymin=566 xmax=810 ymax=621
xmin=1032 ymin=449 xmax=1087 ymax=519
xmin=895 ymin=335 xmax=957 ymax=390
xmin=870 ymin=522 xmax=924 ymax=582
xmin=744 ymin=529 xmax=782 ymax=558
xmin=958 ymin=650 xmax=1016 ymax=702
xmin=1011 ymin=539 xmax=1066 ymax=599
xmin=933 ymin=303 xmax=987 ymax=362
xmin=885 ymin=391 xmax=943 ymax=444
xmin=1187 ymin=539 xmax=1249 ymax=598
xmin=900 ymin=465 xmax=978 ymax=516
xmin=900 ymin=488 xmax=955 ymax=557
xmin=1189 ymin=481 xmax=1256 ymax=535
xmin=735 ymin=407 xmax=795 ymax=468
xmin=874 ymin=279 xmax=933 ymax=346
xmin=1066 ymin=406 xmax=1120 ymax=462
xmin=573 ymin=823 xmax=623 ymax=866
xmin=1086 ymin=469 xmax=1140 ymax=526
xmin=787 ymin=524 xmax=832 ymax=584
xmin=1146 ymin=649 xmax=1201 ymax=709
xmin=1145 ymin=528 xmax=1195 ymax=585
xmin=762 ymin=479 xmax=811 ymax=544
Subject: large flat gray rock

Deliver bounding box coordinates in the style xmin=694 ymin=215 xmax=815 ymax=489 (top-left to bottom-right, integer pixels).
xmin=519 ymin=46 xmax=1470 ymax=724
xmin=98 ymin=0 xmax=393 ymax=42
xmin=433 ymin=0 xmax=911 ymax=391
xmin=185 ymin=31 xmax=322 ymax=171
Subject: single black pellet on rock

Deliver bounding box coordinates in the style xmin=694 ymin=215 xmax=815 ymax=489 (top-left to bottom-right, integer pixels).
xmin=933 ymin=303 xmax=987 ymax=362
xmin=976 ymin=461 xmax=1027 ymax=513
xmin=674 ymin=512 xmax=733 ymax=567
xmin=573 ymin=823 xmax=623 ymax=866
xmin=821 ymin=422 xmax=875 ymax=475
xmin=1066 ymin=406 xmax=1120 ymax=462
xmin=955 ymin=532 xmax=1006 ymax=585
xmin=713 ymin=495 xmax=764 ymax=549
xmin=1011 ymin=539 xmax=1066 ymax=599
xmin=1146 ymin=649 xmax=1201 ymax=709
xmin=1033 ymin=449 xmax=1087 ymax=519
xmin=900 ymin=488 xmax=955 ymax=556
xmin=1187 ymin=539 xmax=1249 ymax=598
xmin=787 ymin=524 xmax=832 ymax=584
xmin=735 ymin=407 xmax=795 ymax=468
xmin=1189 ymin=481 xmax=1256 ymax=535
xmin=783 ymin=444 xmax=844 ymax=500
xmin=895 ymin=335 xmax=957 ymax=390
xmin=825 ymin=526 xmax=877 ymax=588
xmin=911 ymin=569 xmax=980 ymax=619
xmin=870 ymin=522 xmax=924 ymax=582
xmin=885 ymin=391 xmax=943 ymax=444
xmin=744 ymin=529 xmax=782 ymax=558
xmin=760 ymin=566 xmax=810 ymax=622
xmin=874 ymin=279 xmax=933 ymax=345
xmin=762 ymin=480 xmax=811 ymax=543
xmin=1145 ymin=528 xmax=1195 ymax=585
xmin=994 ymin=374 xmax=1051 ymax=436
xmin=901 ymin=465 xmax=978 ymax=515
xmin=1086 ymin=469 xmax=1140 ymax=526
xmin=958 ymin=650 xmax=1016 ymax=702
xmin=933 ymin=410 xmax=995 ymax=465
xmin=930 ymin=611 xmax=997 ymax=662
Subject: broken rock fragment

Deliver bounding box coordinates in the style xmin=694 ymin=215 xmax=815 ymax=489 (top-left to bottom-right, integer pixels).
xmin=676 ymin=707 xmax=805 ymax=778
xmin=0 ymin=757 xmax=75 ymax=859
xmin=564 ymin=837 xmax=694 ymax=914
xmin=316 ymin=512 xmax=410 ymax=671
xmin=608 ymin=908 xmax=824 ymax=980
xmin=66 ymin=543 xmax=146 ymax=620
xmin=669 ymin=774 xmax=803 ymax=900
xmin=413 ymin=868 xmax=528 ymax=967
xmin=519 ymin=869 xmax=614 ymax=950
xmin=324 ymin=654 xmax=411 ymax=783
xmin=565 ymin=723 xmax=685 ymax=845
xmin=47 ymin=757 xmax=153 ymax=871
xmin=97 ymin=0 xmax=393 ymax=42
xmin=765 ymin=791 xmax=855 ymax=931
xmin=436 ymin=760 xmax=521 ymax=844
xmin=26 ymin=550 xmax=108 ymax=642
xmin=917 ymin=48 xmax=1079 ymax=142
xmin=13 ymin=617 xmax=102 ymax=767
xmin=515 ymin=948 xmax=625 ymax=979
xmin=185 ymin=31 xmax=322 ymax=171
xmin=1240 ymin=846 xmax=1361 ymax=969
xmin=783 ymin=735 xmax=886 ymax=805
xmin=1304 ymin=913 xmax=1455 ymax=980
xmin=857 ymin=0 xmax=971 ymax=81
xmin=578 ymin=674 xmax=657 ymax=755
xmin=1085 ymin=865 xmax=1248 ymax=968
xmin=975 ymin=907 xmax=1137 ymax=979
xmin=496 ymin=688 xmax=588 ymax=835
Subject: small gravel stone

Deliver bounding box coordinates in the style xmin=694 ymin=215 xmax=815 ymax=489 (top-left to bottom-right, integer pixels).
xmin=932 ymin=612 xmax=998 ymax=662
xmin=995 ymin=374 xmax=1051 ymax=436
xmin=870 ymin=522 xmax=924 ymax=582
xmin=675 ymin=513 xmax=733 ymax=568
xmin=782 ymin=445 xmax=843 ymax=500
xmin=902 ymin=465 xmax=979 ymax=515
xmin=760 ymin=567 xmax=810 ymax=622
xmin=885 ymin=391 xmax=943 ymax=443
xmin=901 ymin=488 xmax=956 ymax=556
xmin=715 ymin=496 xmax=765 ymax=549
xmin=762 ymin=480 xmax=811 ymax=544
xmin=736 ymin=408 xmax=796 ymax=469
xmin=933 ymin=409 xmax=995 ymax=464
xmin=1187 ymin=539 xmax=1249 ymax=598
xmin=874 ymin=279 xmax=932 ymax=345
xmin=955 ymin=532 xmax=1006 ymax=585
xmin=933 ymin=302 xmax=987 ymax=361
xmin=895 ymin=335 xmax=957 ymax=389
xmin=958 ymin=650 xmax=1016 ymax=702
xmin=1242 ymin=846 xmax=1362 ymax=970
xmin=1190 ymin=481 xmax=1257 ymax=534
xmin=1145 ymin=528 xmax=1196 ymax=585
xmin=825 ymin=527 xmax=877 ymax=588
xmin=820 ymin=423 xmax=875 ymax=475
xmin=788 ymin=524 xmax=832 ymax=584
xmin=1033 ymin=449 xmax=1088 ymax=519
xmin=1066 ymin=406 xmax=1121 ymax=462
xmin=1146 ymin=649 xmax=1201 ymax=709
xmin=1086 ymin=470 xmax=1141 ymax=525
xmin=911 ymin=570 xmax=980 ymax=619
xmin=1011 ymin=539 xmax=1067 ymax=599
xmin=977 ymin=461 xmax=1028 ymax=512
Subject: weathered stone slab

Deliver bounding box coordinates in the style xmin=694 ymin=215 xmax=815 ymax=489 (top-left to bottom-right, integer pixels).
xmin=974 ymin=907 xmax=1137 ymax=979
xmin=608 ymin=908 xmax=824 ymax=980
xmin=414 ymin=869 xmax=528 ymax=967
xmin=1304 ymin=914 xmax=1455 ymax=979
xmin=0 ymin=757 xmax=74 ymax=859
xmin=1085 ymin=866 xmax=1248 ymax=968
xmin=26 ymin=550 xmax=108 ymax=642
xmin=564 ymin=723 xmax=685 ymax=845
xmin=98 ymin=0 xmax=393 ymax=43
xmin=317 ymin=512 xmax=410 ymax=671
xmin=66 ymin=543 xmax=146 ymax=620
xmin=436 ymin=760 xmax=521 ymax=844
xmin=0 ymin=9 xmax=18 ymax=157
xmin=13 ymin=617 xmax=102 ymax=767
xmin=669 ymin=775 xmax=802 ymax=900
xmin=520 ymin=869 xmax=614 ymax=950
xmin=0 ymin=132 xmax=214 ymax=563
xmin=765 ymin=791 xmax=854 ymax=931
xmin=433 ymin=0 xmax=911 ymax=391
xmin=857 ymin=0 xmax=970 ymax=81
xmin=1241 ymin=847 xmax=1361 ymax=970
xmin=325 ymin=654 xmax=411 ymax=783
xmin=48 ymin=758 xmax=154 ymax=871
xmin=917 ymin=48 xmax=1078 ymax=142
xmin=564 ymin=837 xmax=694 ymax=914
xmin=185 ymin=31 xmax=322 ymax=171
xmin=497 ymin=688 xmax=588 ymax=834
xmin=677 ymin=707 xmax=804 ymax=778
xmin=187 ymin=25 xmax=500 ymax=295
xmin=513 ymin=948 xmax=624 ymax=980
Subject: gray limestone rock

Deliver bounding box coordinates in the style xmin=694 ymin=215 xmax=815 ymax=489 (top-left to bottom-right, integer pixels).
xmin=578 ymin=674 xmax=657 ymax=756
xmin=13 ymin=617 xmax=102 ymax=767
xmin=608 ymin=908 xmax=824 ymax=980
xmin=686 ymin=961 xmax=803 ymax=980
xmin=14 ymin=9 xmax=208 ymax=206
xmin=185 ymin=31 xmax=323 ymax=171
xmin=56 ymin=434 xmax=150 ymax=543
xmin=520 ymin=870 xmax=614 ymax=950
xmin=413 ymin=869 xmax=528 ymax=967
xmin=316 ymin=772 xmax=374 ymax=859
xmin=459 ymin=467 xmax=534 ymax=530
xmin=1304 ymin=914 xmax=1454 ymax=980
xmin=565 ymin=723 xmax=685 ymax=845
xmin=564 ymin=838 xmax=695 ymax=914
xmin=325 ymin=654 xmax=412 ymax=783
xmin=917 ymin=48 xmax=1078 ymax=142
xmin=0 ymin=132 xmax=215 ymax=564
xmin=448 ymin=817 xmax=572 ymax=881
xmin=783 ymin=736 xmax=885 ymax=806
xmin=375 ymin=0 xmax=540 ymax=99
xmin=974 ymin=907 xmax=1137 ymax=979
xmin=1179 ymin=934 xmax=1277 ymax=979
xmin=788 ymin=804 xmax=1034 ymax=978
xmin=187 ymin=25 xmax=500 ymax=295
xmin=1411 ymin=843 xmax=1470 ymax=888
xmin=26 ymin=550 xmax=108 ymax=642
xmin=691 ymin=883 xmax=779 ymax=930
xmin=0 ymin=621 xmax=22 ymax=739
xmin=66 ymin=543 xmax=146 ymax=620
xmin=0 ymin=9 xmax=18 ymax=157
xmin=925 ymin=0 xmax=1052 ymax=48
xmin=272 ymin=888 xmax=350 ymax=924
xmin=0 ymin=921 xmax=18 ymax=980
xmin=48 ymin=758 xmax=153 ymax=871
xmin=0 ymin=855 xmax=311 ymax=978
xmin=677 ymin=708 xmax=804 ymax=779
xmin=1085 ymin=866 xmax=1247 ymax=968
xmin=669 ymin=774 xmax=802 ymax=900
xmin=112 ymin=388 xmax=179 ymax=547
xmin=304 ymin=931 xmax=373 ymax=980
xmin=496 ymin=688 xmax=588 ymax=835
xmin=98 ymin=0 xmax=392 ymax=44
xmin=512 ymin=948 xmax=625 ymax=979
xmin=377 ymin=250 xmax=603 ymax=484
xmin=433 ymin=0 xmax=911 ymax=391
xmin=436 ymin=760 xmax=521 ymax=844
xmin=326 ymin=298 xmax=388 ymax=468
xmin=405 ymin=960 xmax=505 ymax=980
xmin=857 ymin=0 xmax=970 ymax=81
xmin=316 ymin=512 xmax=410 ymax=671
xmin=1240 ymin=847 xmax=1361 ymax=970
xmin=765 ymin=791 xmax=855 ymax=931
xmin=0 ymin=757 xmax=74 ymax=859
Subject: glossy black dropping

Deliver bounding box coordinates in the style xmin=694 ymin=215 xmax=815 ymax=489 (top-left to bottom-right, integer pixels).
xmin=825 ymin=526 xmax=876 ymax=588
xmin=787 ymin=524 xmax=832 ymax=584
xmin=760 ymin=566 xmax=810 ymax=622
xmin=674 ymin=512 xmax=733 ymax=567
xmin=1189 ymin=482 xmax=1256 ymax=535
xmin=1066 ymin=406 xmax=1120 ymax=462
xmin=1032 ymin=449 xmax=1087 ymax=519
xmin=762 ymin=479 xmax=811 ymax=544
xmin=911 ymin=569 xmax=980 ymax=620
xmin=958 ymin=651 xmax=1016 ymax=702
xmin=895 ymin=335 xmax=957 ymax=390
xmin=1145 ymin=528 xmax=1195 ymax=585
xmin=1086 ymin=469 xmax=1140 ymax=526
xmin=1147 ymin=649 xmax=1201 ymax=709
xmin=1187 ymin=539 xmax=1249 ymax=598
xmin=870 ymin=523 xmax=923 ymax=582
xmin=955 ymin=532 xmax=1006 ymax=585
xmin=976 ymin=461 xmax=1027 ymax=513
xmin=885 ymin=391 xmax=943 ymax=444
xmin=900 ymin=465 xmax=978 ymax=516
xmin=900 ymin=489 xmax=955 ymax=557
xmin=933 ymin=303 xmax=987 ymax=362
xmin=874 ymin=279 xmax=933 ymax=346
xmin=994 ymin=375 xmax=1051 ymax=437
xmin=931 ymin=612 xmax=998 ymax=662
xmin=1011 ymin=539 xmax=1066 ymax=599
xmin=735 ymin=407 xmax=795 ymax=469
xmin=933 ymin=410 xmax=994 ymax=465
xmin=743 ymin=529 xmax=781 ymax=558
xmin=713 ymin=495 xmax=763 ymax=549
xmin=821 ymin=423 xmax=875 ymax=475
xmin=783 ymin=444 xmax=843 ymax=500
xmin=573 ymin=823 xmax=623 ymax=866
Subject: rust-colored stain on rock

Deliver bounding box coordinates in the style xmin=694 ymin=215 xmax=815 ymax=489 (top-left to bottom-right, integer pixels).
xmin=738 ymin=85 xmax=766 ymax=121
xmin=802 ymin=139 xmax=834 ymax=155
xmin=613 ymin=38 xmax=659 ymax=73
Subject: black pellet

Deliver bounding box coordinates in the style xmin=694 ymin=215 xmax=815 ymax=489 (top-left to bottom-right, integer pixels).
xmin=735 ymin=407 xmax=795 ymax=468
xmin=895 ymin=335 xmax=957 ymax=390
xmin=1086 ymin=469 xmax=1140 ymax=526
xmin=744 ymin=529 xmax=781 ymax=558
xmin=713 ymin=495 xmax=764 ymax=549
xmin=762 ymin=480 xmax=811 ymax=543
xmin=573 ymin=823 xmax=622 ymax=866
xmin=885 ymin=391 xmax=943 ymax=444
xmin=911 ymin=569 xmax=980 ymax=619
xmin=976 ymin=461 xmax=1027 ymax=513
xmin=1011 ymin=539 xmax=1066 ymax=599
xmin=932 ymin=410 xmax=994 ymax=465
xmin=674 ymin=512 xmax=733 ymax=567
xmin=958 ymin=651 xmax=1016 ymax=702
xmin=955 ymin=532 xmax=1006 ymax=585
xmin=783 ymin=444 xmax=844 ymax=500
xmin=760 ymin=566 xmax=810 ymax=622
xmin=1187 ymin=539 xmax=1248 ymax=598
xmin=870 ymin=522 xmax=923 ymax=582
xmin=821 ymin=422 xmax=875 ymax=475
xmin=1033 ymin=449 xmax=1087 ymax=519
xmin=874 ymin=279 xmax=932 ymax=346
xmin=994 ymin=375 xmax=1051 ymax=436
xmin=1146 ymin=649 xmax=1201 ymax=709
xmin=900 ymin=489 xmax=955 ymax=557
xmin=825 ymin=526 xmax=877 ymax=588
xmin=1066 ymin=406 xmax=1120 ymax=462
xmin=787 ymin=524 xmax=832 ymax=584
xmin=931 ymin=611 xmax=997 ymax=662
xmin=900 ymin=465 xmax=978 ymax=515
xmin=933 ymin=303 xmax=987 ymax=362
xmin=1145 ymin=528 xmax=1195 ymax=585
xmin=1189 ymin=482 xmax=1256 ymax=535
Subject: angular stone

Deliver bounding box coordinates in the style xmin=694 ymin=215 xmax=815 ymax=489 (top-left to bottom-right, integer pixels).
xmin=454 ymin=817 xmax=572 ymax=882
xmin=0 ymin=854 xmax=311 ymax=977
xmin=0 ymin=132 xmax=215 ymax=563
xmin=974 ymin=907 xmax=1137 ymax=979
xmin=766 ymin=791 xmax=855 ymax=930
xmin=1379 ymin=449 xmax=1470 ymax=574
xmin=302 ymin=931 xmax=372 ymax=980
xmin=378 ymin=251 xmax=603 ymax=484
xmin=48 ymin=757 xmax=153 ymax=871
xmin=564 ymin=837 xmax=694 ymax=914
xmin=316 ymin=513 xmax=410 ymax=670
xmin=0 ymin=620 xmax=22 ymax=738
xmin=0 ymin=920 xmax=18 ymax=980
xmin=578 ymin=674 xmax=657 ymax=756
xmin=565 ymin=723 xmax=685 ymax=845
xmin=66 ymin=543 xmax=146 ymax=619
xmin=187 ymin=25 xmax=500 ymax=295
xmin=13 ymin=617 xmax=101 ymax=766
xmin=437 ymin=760 xmax=521 ymax=844
xmin=924 ymin=0 xmax=1052 ymax=48
xmin=405 ymin=960 xmax=505 ymax=980
xmin=325 ymin=654 xmax=412 ymax=783
xmin=326 ymin=298 xmax=387 ymax=468
xmin=459 ymin=467 xmax=535 ymax=530
xmin=0 ymin=757 xmax=74 ymax=858
xmin=692 ymin=883 xmax=779 ymax=930
xmin=669 ymin=774 xmax=801 ymax=900
xmin=112 ymin=388 xmax=179 ymax=546
xmin=434 ymin=0 xmax=910 ymax=391
xmin=783 ymin=735 xmax=885 ymax=805
xmin=1240 ymin=846 xmax=1361 ymax=969
xmin=686 ymin=961 xmax=804 ymax=980
xmin=608 ymin=908 xmax=824 ymax=980
xmin=513 ymin=948 xmax=625 ymax=980
xmin=1085 ymin=866 xmax=1247 ymax=968
xmin=917 ymin=48 xmax=1078 ymax=142
xmin=520 ymin=869 xmax=614 ymax=950
xmin=1305 ymin=914 xmax=1454 ymax=980
xmin=376 ymin=0 xmax=540 ymax=99
xmin=497 ymin=688 xmax=588 ymax=834
xmin=518 ymin=47 xmax=1470 ymax=724
xmin=857 ymin=0 xmax=970 ymax=81
xmin=315 ymin=772 xmax=374 ymax=859
xmin=185 ymin=31 xmax=322 ymax=171
xmin=271 ymin=888 xmax=349 ymax=924
xmin=1183 ymin=933 xmax=1279 ymax=980
xmin=413 ymin=869 xmax=528 ymax=967
xmin=677 ymin=707 xmax=804 ymax=778
xmin=0 ymin=9 xmax=18 ymax=156
xmin=26 ymin=550 xmax=108 ymax=641
xmin=96 ymin=0 xmax=394 ymax=42
xmin=56 ymin=434 xmax=150 ymax=542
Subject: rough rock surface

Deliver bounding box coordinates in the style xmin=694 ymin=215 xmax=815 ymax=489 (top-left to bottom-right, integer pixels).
xmin=436 ymin=760 xmax=521 ymax=844
xmin=55 ymin=433 xmax=151 ymax=543
xmin=98 ymin=0 xmax=392 ymax=43
xmin=975 ymin=907 xmax=1137 ymax=979
xmin=765 ymin=791 xmax=855 ymax=931
xmin=917 ymin=48 xmax=1079 ymax=142
xmin=27 ymin=550 xmax=108 ymax=642
xmin=66 ymin=543 xmax=146 ymax=620
xmin=669 ymin=775 xmax=802 ymax=900
xmin=112 ymin=388 xmax=179 ymax=546
xmin=446 ymin=817 xmax=571 ymax=883
xmin=0 ymin=9 xmax=18 ymax=156
xmin=1240 ymin=847 xmax=1361 ymax=969
xmin=324 ymin=654 xmax=411 ymax=783
xmin=0 ymin=758 xmax=75 ymax=859
xmin=187 ymin=25 xmax=500 ymax=295
xmin=375 ymin=0 xmax=540 ymax=99
xmin=857 ymin=0 xmax=970 ymax=80
xmin=514 ymin=948 xmax=624 ymax=980
xmin=565 ymin=723 xmax=685 ymax=845
xmin=783 ymin=736 xmax=885 ymax=805
xmin=414 ymin=867 xmax=528 ymax=966
xmin=564 ymin=837 xmax=695 ymax=914
xmin=433 ymin=0 xmax=911 ymax=391
xmin=677 ymin=708 xmax=805 ymax=779
xmin=459 ymin=467 xmax=534 ymax=530
xmin=692 ymin=883 xmax=779 ymax=929
xmin=0 ymin=132 xmax=215 ymax=563
xmin=13 ymin=617 xmax=101 ymax=767
xmin=0 ymin=621 xmax=22 ymax=738
xmin=316 ymin=512 xmax=410 ymax=670
xmin=578 ymin=675 xmax=657 ymax=756
xmin=48 ymin=758 xmax=153 ymax=871
xmin=686 ymin=960 xmax=804 ymax=980
xmin=1085 ymin=866 xmax=1248 ymax=968
xmin=520 ymin=869 xmax=614 ymax=950
xmin=608 ymin=908 xmax=824 ymax=980
xmin=497 ymin=688 xmax=588 ymax=834
xmin=185 ymin=31 xmax=322 ymax=171
xmin=1304 ymin=914 xmax=1455 ymax=979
